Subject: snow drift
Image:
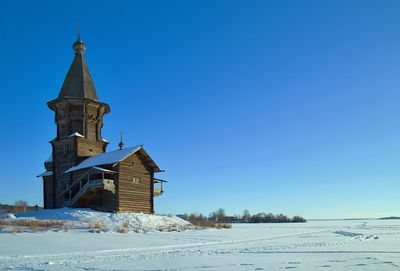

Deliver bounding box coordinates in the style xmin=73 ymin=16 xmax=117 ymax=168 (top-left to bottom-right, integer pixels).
xmin=13 ymin=208 xmax=191 ymax=232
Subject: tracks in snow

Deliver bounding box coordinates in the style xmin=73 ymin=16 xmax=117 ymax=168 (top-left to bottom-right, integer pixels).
xmin=0 ymin=229 xmax=331 ymax=267
xmin=0 ymin=223 xmax=386 ymax=270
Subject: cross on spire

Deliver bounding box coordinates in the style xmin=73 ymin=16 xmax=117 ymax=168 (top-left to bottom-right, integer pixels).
xmin=119 ymin=132 xmax=125 ymax=150
xmin=73 ymin=23 xmax=85 ymax=55
xmin=77 ymin=22 xmax=81 ymax=41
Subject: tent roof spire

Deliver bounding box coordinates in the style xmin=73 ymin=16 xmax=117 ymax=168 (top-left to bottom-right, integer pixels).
xmin=57 ymin=27 xmax=99 ymax=101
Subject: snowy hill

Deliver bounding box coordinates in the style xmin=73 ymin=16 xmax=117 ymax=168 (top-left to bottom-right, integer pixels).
xmin=12 ymin=208 xmax=191 ymax=233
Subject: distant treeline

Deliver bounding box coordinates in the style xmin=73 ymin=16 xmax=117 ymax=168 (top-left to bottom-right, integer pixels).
xmin=0 ymin=201 xmax=42 ymax=214
xmin=380 ymin=216 xmax=400 ymax=220
xmin=178 ymin=209 xmax=306 ymax=224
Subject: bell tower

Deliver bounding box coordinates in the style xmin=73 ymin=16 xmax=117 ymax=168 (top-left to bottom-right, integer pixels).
xmin=46 ymin=34 xmax=110 ymax=207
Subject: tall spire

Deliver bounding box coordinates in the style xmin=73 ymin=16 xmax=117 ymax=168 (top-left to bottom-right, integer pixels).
xmin=57 ymin=27 xmax=98 ymax=101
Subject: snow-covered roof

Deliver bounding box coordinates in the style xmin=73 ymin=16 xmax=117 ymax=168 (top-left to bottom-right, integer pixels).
xmin=65 ymin=146 xmax=141 ymax=173
xmin=101 ymin=138 xmax=109 ymax=143
xmin=64 ymin=145 xmax=163 ymax=173
xmin=45 ymin=155 xmax=52 ymax=163
xmin=37 ymin=171 xmax=53 ymax=177
xmin=68 ymin=132 xmax=84 ymax=138
xmin=91 ymin=166 xmax=117 ymax=174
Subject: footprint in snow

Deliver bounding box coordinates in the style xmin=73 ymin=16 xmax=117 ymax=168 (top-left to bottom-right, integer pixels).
xmin=349 ymin=263 xmax=367 ymax=267
xmin=328 ymin=260 xmax=347 ymax=263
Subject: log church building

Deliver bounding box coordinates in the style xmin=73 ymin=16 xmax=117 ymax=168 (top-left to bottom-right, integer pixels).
xmin=38 ymin=35 xmax=165 ymax=213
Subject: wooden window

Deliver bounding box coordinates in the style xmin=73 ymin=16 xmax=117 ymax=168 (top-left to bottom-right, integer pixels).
xmin=132 ymin=177 xmax=141 ymax=184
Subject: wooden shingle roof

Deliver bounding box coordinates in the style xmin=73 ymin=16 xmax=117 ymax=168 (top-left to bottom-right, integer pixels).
xmin=57 ymin=38 xmax=98 ymax=101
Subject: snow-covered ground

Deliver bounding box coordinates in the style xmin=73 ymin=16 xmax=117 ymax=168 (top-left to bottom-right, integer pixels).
xmin=0 ymin=212 xmax=399 ymax=270
xmin=14 ymin=208 xmax=191 ymax=232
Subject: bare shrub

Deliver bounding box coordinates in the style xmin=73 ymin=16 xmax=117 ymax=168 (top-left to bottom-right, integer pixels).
xmin=216 ymin=223 xmax=232 ymax=229
xmin=89 ymin=221 xmax=107 ymax=233
xmin=134 ymin=222 xmax=142 ymax=233
xmin=56 ymin=222 xmax=64 ymax=232
xmin=16 ymin=219 xmax=65 ymax=228
xmin=167 ymin=224 xmax=180 ymax=232
xmin=115 ymin=220 xmax=130 ymax=234
xmin=29 ymin=221 xmax=39 ymax=233
xmin=117 ymin=226 xmax=128 ymax=234
xmin=188 ymin=213 xmax=211 ymax=228
xmin=59 ymin=222 xmax=71 ymax=232
xmin=43 ymin=221 xmax=51 ymax=231
xmin=0 ymin=218 xmax=68 ymax=233
xmin=63 ymin=224 xmax=69 ymax=232
xmin=158 ymin=224 xmax=176 ymax=232
xmin=22 ymin=219 xmax=66 ymax=229
xmin=187 ymin=213 xmax=231 ymax=229
xmin=94 ymin=222 xmax=104 ymax=229
xmin=12 ymin=227 xmax=22 ymax=234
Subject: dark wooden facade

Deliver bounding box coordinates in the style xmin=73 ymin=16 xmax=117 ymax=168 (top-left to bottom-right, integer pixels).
xmin=38 ymin=37 xmax=165 ymax=213
xmin=116 ymin=153 xmax=154 ymax=213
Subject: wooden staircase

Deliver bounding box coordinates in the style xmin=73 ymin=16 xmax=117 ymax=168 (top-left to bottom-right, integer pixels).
xmin=70 ymin=179 xmax=115 ymax=207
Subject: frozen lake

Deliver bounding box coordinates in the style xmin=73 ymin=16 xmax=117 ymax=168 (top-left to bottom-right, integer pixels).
xmin=0 ymin=219 xmax=399 ymax=270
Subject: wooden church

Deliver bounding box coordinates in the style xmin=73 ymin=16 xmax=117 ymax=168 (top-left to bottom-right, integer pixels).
xmin=38 ymin=35 xmax=165 ymax=213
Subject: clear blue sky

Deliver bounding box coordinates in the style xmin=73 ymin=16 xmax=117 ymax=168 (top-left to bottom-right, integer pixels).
xmin=0 ymin=0 xmax=399 ymax=219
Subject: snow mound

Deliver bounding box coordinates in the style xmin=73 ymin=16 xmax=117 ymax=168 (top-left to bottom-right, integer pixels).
xmin=16 ymin=208 xmax=191 ymax=233
xmin=334 ymin=230 xmax=379 ymax=241
xmin=334 ymin=230 xmax=362 ymax=237
xmin=0 ymin=213 xmax=16 ymax=219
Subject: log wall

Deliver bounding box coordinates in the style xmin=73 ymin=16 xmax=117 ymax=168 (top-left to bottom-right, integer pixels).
xmin=116 ymin=153 xmax=153 ymax=213
xmin=87 ymin=190 xmax=116 ymax=211
xmin=51 ymin=137 xmax=76 ymax=207
xmin=76 ymin=138 xmax=105 ymax=158
xmin=43 ymin=176 xmax=54 ymax=208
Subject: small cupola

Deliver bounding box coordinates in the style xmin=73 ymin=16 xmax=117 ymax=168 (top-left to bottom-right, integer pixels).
xmin=119 ymin=132 xmax=125 ymax=150
xmin=73 ymin=24 xmax=86 ymax=55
